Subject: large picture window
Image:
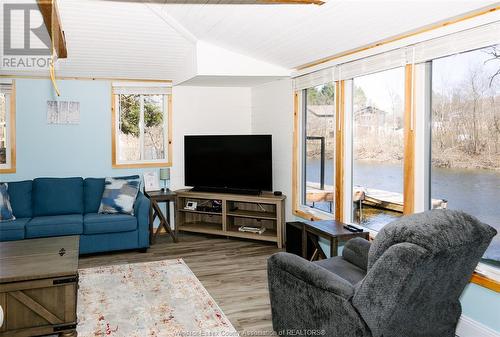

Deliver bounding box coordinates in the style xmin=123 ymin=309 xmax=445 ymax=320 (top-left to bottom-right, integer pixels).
xmin=302 ymin=83 xmax=335 ymax=214
xmin=292 ymin=22 xmax=500 ymax=288
xmin=431 ymin=45 xmax=500 ymax=263
xmin=352 ymin=68 xmax=405 ymax=230
xmin=0 ymin=81 xmax=15 ymax=173
xmin=112 ymin=84 xmax=172 ymax=168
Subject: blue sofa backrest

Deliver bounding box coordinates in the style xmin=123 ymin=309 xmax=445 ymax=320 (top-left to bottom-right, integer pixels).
xmin=4 ymin=175 xmax=142 ymax=217
xmin=6 ymin=180 xmax=33 ymax=218
xmin=84 ymin=178 xmax=105 ymax=214
xmin=33 ymin=177 xmax=84 ymax=216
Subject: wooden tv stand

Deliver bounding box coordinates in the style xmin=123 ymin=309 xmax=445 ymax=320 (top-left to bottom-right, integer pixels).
xmin=175 ymin=189 xmax=286 ymax=248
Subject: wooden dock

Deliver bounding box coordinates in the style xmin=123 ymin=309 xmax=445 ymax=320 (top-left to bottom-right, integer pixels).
xmin=306 ymin=183 xmax=447 ymax=212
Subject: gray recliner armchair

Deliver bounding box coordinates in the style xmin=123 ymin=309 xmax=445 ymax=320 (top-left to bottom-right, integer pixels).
xmin=267 ymin=209 xmax=497 ymax=337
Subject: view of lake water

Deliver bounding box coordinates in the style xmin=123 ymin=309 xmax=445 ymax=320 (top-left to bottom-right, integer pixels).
xmin=306 ymin=159 xmax=500 ymax=261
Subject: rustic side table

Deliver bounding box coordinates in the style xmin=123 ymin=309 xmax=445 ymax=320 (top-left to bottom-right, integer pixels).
xmin=287 ymin=220 xmax=370 ymax=261
xmin=144 ymin=190 xmax=178 ymax=244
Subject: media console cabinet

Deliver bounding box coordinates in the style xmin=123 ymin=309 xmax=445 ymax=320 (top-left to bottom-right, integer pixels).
xmin=175 ymin=189 xmax=286 ymax=248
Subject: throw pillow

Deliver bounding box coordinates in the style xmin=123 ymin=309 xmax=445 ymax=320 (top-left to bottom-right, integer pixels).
xmin=98 ymin=177 xmax=141 ymax=215
xmin=0 ymin=183 xmax=15 ymax=221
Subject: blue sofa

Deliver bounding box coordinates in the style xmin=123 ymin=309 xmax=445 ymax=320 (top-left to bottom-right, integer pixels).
xmin=0 ymin=177 xmax=150 ymax=254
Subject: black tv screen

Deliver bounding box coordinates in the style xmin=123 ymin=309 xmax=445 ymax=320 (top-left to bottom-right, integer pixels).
xmin=184 ymin=135 xmax=272 ymax=192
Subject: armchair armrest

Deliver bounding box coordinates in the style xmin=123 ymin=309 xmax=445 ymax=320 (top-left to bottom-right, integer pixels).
xmin=134 ymin=192 xmax=150 ymax=248
xmin=268 ymin=252 xmax=354 ymax=298
xmin=343 ymin=237 xmax=371 ymax=271
xmin=267 ymin=253 xmax=371 ymax=336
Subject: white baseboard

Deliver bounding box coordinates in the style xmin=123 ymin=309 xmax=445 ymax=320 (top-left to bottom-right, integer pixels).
xmin=456 ymin=315 xmax=500 ymax=337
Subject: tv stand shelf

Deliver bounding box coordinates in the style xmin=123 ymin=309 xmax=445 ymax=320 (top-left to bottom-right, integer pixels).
xmin=175 ymin=189 xmax=286 ymax=248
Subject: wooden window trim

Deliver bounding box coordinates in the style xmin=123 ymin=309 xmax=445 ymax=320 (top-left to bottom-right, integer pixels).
xmin=0 ymin=80 xmax=16 ymax=174
xmin=471 ymin=273 xmax=500 ymax=293
xmin=334 ymin=81 xmax=345 ymax=221
xmin=403 ymin=64 xmax=415 ymax=214
xmin=292 ymin=91 xmax=322 ymax=221
xmin=111 ymin=88 xmax=172 ymax=169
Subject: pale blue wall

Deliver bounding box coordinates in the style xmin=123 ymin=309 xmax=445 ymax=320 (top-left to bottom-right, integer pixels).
xmin=1 ymin=78 xmax=253 ymax=226
xmin=2 ymin=79 xmax=145 ymax=181
xmin=460 ymin=283 xmax=500 ymax=332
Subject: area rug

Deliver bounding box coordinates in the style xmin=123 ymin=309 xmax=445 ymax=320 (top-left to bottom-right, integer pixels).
xmin=77 ymin=259 xmax=239 ymax=337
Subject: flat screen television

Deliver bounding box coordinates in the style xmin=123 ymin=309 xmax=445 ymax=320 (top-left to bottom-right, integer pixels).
xmin=184 ymin=135 xmax=272 ymax=194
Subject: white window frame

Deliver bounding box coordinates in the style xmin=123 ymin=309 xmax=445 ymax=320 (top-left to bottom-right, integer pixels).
xmin=112 ymin=82 xmax=172 ymax=168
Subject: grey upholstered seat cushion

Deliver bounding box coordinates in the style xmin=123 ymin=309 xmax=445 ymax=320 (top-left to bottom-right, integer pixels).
xmin=314 ymin=256 xmax=366 ymax=285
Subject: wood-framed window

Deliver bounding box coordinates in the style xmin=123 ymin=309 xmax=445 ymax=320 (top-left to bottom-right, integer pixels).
xmin=293 ymin=20 xmax=500 ymax=291
xmin=292 ymin=79 xmax=341 ymax=222
xmin=111 ymin=83 xmax=172 ymax=168
xmin=0 ymin=80 xmax=16 ymax=174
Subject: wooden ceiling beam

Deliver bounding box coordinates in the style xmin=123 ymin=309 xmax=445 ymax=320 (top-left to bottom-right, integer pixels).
xmin=107 ymin=0 xmax=324 ymax=5
xmin=36 ymin=0 xmax=67 ymax=59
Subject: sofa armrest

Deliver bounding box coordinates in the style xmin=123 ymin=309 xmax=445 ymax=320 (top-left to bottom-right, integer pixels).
xmin=134 ymin=192 xmax=150 ymax=248
xmin=268 ymin=252 xmax=354 ymax=298
xmin=343 ymin=237 xmax=371 ymax=271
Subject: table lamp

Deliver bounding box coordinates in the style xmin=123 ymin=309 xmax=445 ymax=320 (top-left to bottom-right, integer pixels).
xmin=160 ymin=168 xmax=170 ymax=191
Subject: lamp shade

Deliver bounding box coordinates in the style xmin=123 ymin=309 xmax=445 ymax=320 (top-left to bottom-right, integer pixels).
xmin=160 ymin=168 xmax=170 ymax=180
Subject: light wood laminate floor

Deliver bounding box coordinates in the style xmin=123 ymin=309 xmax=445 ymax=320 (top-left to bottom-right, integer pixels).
xmin=79 ymin=233 xmax=281 ymax=335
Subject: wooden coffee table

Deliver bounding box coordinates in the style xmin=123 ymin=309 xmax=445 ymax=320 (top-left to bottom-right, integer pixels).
xmin=0 ymin=236 xmax=79 ymax=337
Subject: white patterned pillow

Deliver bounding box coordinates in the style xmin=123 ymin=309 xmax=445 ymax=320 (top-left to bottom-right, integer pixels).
xmin=98 ymin=177 xmax=140 ymax=215
xmin=0 ymin=183 xmax=15 ymax=221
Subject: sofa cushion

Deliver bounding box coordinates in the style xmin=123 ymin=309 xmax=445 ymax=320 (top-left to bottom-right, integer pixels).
xmin=0 ymin=218 xmax=29 ymax=241
xmin=314 ymin=256 xmax=367 ymax=285
xmin=5 ymin=180 xmax=32 ymax=218
xmin=0 ymin=183 xmax=15 ymax=221
xmin=26 ymin=214 xmax=83 ymax=238
xmin=84 ymin=178 xmax=105 ymax=214
xmin=83 ymin=213 xmax=137 ymax=234
xmin=33 ymin=178 xmax=84 ymax=216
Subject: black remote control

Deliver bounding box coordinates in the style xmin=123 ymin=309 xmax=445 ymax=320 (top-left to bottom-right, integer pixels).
xmin=344 ymin=225 xmax=363 ymax=233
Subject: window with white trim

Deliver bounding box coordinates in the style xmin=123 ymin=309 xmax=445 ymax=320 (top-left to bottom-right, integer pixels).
xmin=112 ymin=83 xmax=171 ymax=167
xmin=0 ymin=82 xmax=14 ymax=172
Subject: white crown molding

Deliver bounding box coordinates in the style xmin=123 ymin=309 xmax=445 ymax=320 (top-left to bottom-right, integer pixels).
xmin=456 ymin=315 xmax=500 ymax=337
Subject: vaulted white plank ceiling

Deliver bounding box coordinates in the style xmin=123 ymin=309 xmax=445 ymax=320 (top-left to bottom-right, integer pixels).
xmin=163 ymin=0 xmax=498 ymax=69
xmin=2 ymin=0 xmax=498 ymax=83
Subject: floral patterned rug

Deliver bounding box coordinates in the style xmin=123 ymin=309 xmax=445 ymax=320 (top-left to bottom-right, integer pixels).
xmin=77 ymin=259 xmax=239 ymax=337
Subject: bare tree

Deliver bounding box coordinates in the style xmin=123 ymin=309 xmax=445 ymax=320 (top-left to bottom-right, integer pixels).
xmin=484 ymin=45 xmax=500 ymax=87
